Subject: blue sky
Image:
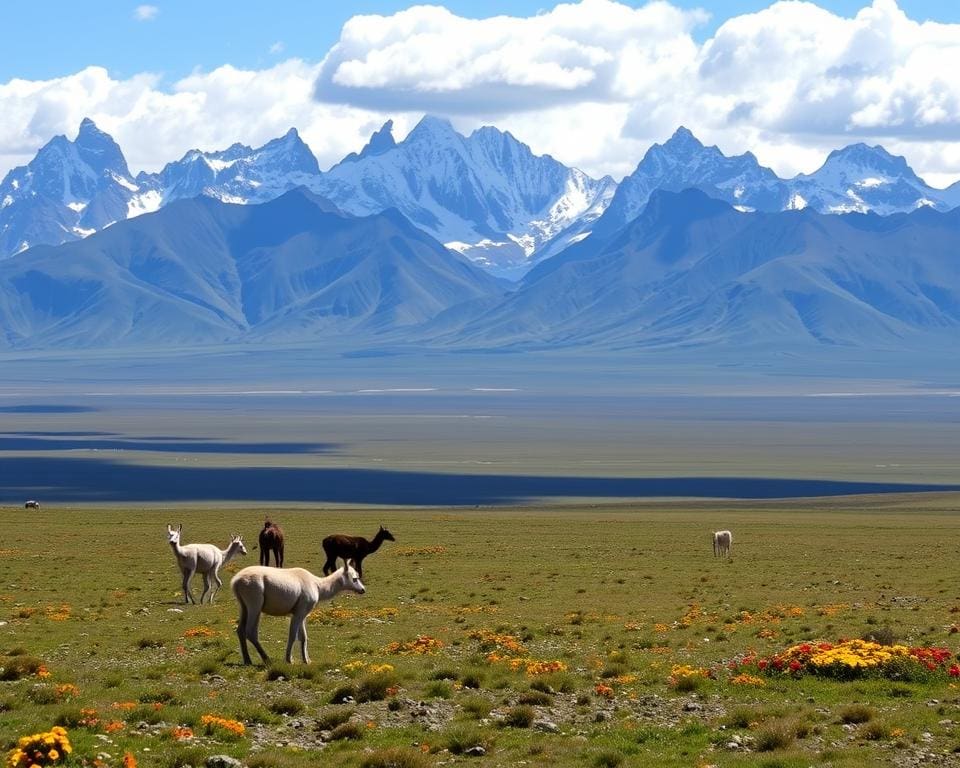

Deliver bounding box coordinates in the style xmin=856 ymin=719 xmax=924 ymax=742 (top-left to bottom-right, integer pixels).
xmin=2 ymin=1 xmax=957 ymax=82
xmin=2 ymin=1 xmax=960 ymax=185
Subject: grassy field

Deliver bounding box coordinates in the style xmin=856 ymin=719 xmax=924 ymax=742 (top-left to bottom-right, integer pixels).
xmin=3 ymin=496 xmax=960 ymax=767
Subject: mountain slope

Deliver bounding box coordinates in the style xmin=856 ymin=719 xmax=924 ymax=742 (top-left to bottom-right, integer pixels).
xmin=429 ymin=189 xmax=960 ymax=351
xmin=0 ymin=119 xmax=142 ymax=257
xmin=0 ymin=188 xmax=502 ymax=350
xmin=317 ymin=117 xmax=616 ymax=279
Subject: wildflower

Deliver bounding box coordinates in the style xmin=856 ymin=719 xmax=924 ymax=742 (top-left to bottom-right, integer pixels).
xmin=103 ymin=720 xmax=125 ymax=733
xmin=200 ymin=714 xmax=245 ymax=737
xmin=171 ymin=726 xmax=194 ymax=741
xmin=594 ymin=683 xmax=614 ymax=698
xmin=123 ymin=752 xmax=137 ymax=768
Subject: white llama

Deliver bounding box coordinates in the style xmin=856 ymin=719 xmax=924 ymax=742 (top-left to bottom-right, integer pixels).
xmin=713 ymin=529 xmax=733 ymax=558
xmin=231 ymin=561 xmax=366 ymax=665
xmin=166 ymin=524 xmax=248 ymax=604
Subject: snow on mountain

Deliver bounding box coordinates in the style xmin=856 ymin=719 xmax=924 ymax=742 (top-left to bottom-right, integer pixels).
xmin=0 ymin=118 xmax=141 ymax=258
xmin=586 ymin=129 xmax=959 ymax=250
xmin=789 ymin=143 xmax=948 ymax=215
xmin=316 ymin=117 xmax=616 ymax=280
xmin=132 ymin=128 xmax=322 ymax=209
xmin=428 ymin=188 xmax=960 ymax=351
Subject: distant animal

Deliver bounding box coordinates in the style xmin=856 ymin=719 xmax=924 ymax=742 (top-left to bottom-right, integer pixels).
xmin=24 ymin=500 xmax=40 ymax=509
xmin=259 ymin=519 xmax=285 ymax=567
xmin=231 ymin=561 xmax=366 ymax=665
xmin=322 ymin=525 xmax=395 ymax=579
xmin=713 ymin=530 xmax=733 ymax=558
xmin=166 ymin=524 xmax=248 ymax=604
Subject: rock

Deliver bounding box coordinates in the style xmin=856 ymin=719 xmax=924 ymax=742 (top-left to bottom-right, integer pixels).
xmin=206 ymin=756 xmax=243 ymax=768
xmin=534 ymin=719 xmax=559 ymax=733
xmin=683 ymin=701 xmax=703 ymax=712
xmin=726 ymin=741 xmax=740 ymax=750
xmin=167 ymin=608 xmax=184 ymax=613
xmin=465 ymin=746 xmax=486 ymax=757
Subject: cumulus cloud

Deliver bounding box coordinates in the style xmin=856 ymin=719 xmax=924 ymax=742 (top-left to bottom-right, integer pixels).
xmin=313 ymin=0 xmax=706 ymax=113
xmin=310 ymin=0 xmax=960 ymax=181
xmin=3 ymin=0 xmax=960 ymax=185
xmin=133 ymin=5 xmax=159 ymax=22
xmin=0 ymin=62 xmax=408 ymax=177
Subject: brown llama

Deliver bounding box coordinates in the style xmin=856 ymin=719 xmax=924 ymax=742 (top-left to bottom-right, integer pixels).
xmin=322 ymin=525 xmax=395 ymax=579
xmin=259 ymin=520 xmax=285 ymax=568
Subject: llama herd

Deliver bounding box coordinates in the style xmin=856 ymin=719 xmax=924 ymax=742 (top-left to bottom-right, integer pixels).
xmin=166 ymin=520 xmax=395 ymax=665
xmin=167 ymin=519 xmax=731 ymax=666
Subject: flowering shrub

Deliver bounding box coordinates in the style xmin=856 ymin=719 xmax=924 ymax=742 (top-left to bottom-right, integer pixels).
xmin=200 ymin=714 xmax=245 ymax=737
xmin=103 ymin=720 xmax=125 ymax=733
xmin=54 ymin=684 xmax=79 ymax=699
xmin=78 ymin=709 xmax=100 ymax=728
xmin=183 ymin=626 xmax=217 ymax=638
xmin=730 ymin=673 xmax=766 ymax=686
xmin=739 ymin=640 xmax=955 ymax=680
xmin=668 ymin=664 xmax=712 ymax=687
xmin=385 ymin=636 xmax=445 ymax=655
xmin=170 ymin=726 xmax=194 ymax=741
xmin=594 ymin=683 xmax=614 ymax=698
xmin=6 ymin=726 xmax=72 ymax=767
xmin=468 ymin=629 xmax=527 ymax=655
xmin=508 ymin=658 xmax=567 ymax=676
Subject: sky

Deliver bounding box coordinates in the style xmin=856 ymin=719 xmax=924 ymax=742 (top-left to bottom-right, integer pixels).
xmin=3 ymin=0 xmax=960 ymax=185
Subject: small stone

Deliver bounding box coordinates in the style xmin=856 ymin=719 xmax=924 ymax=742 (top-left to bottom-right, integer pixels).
xmin=534 ymin=719 xmax=559 ymax=733
xmin=167 ymin=608 xmax=184 ymax=613
xmin=726 ymin=741 xmax=740 ymax=750
xmin=683 ymin=701 xmax=703 ymax=712
xmin=206 ymin=756 xmax=243 ymax=768
xmin=465 ymin=746 xmax=486 ymax=757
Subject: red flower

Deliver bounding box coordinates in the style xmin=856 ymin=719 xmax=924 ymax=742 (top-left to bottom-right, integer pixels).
xmin=948 ymin=664 xmax=960 ymax=678
xmin=789 ymin=660 xmax=802 ymax=672
xmin=757 ymin=660 xmax=768 ymax=671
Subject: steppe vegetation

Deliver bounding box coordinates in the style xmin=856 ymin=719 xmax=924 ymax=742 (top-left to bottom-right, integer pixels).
xmin=2 ymin=496 xmax=960 ymax=767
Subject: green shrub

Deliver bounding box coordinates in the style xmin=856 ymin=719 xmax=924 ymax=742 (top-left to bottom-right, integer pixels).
xmin=329 ymin=684 xmax=355 ymax=704
xmin=755 ymin=720 xmax=796 ymax=752
xmin=461 ymin=696 xmax=492 ymax=719
xmin=356 ymin=670 xmax=399 ymax=703
xmin=839 ymin=704 xmax=875 ymax=724
xmin=445 ymin=724 xmax=489 ymax=755
xmin=424 ymin=680 xmax=453 ymax=699
xmin=269 ymin=697 xmax=304 ymax=716
xmin=502 ymin=705 xmax=535 ymax=728
xmin=593 ymin=750 xmax=624 ymax=768
xmin=863 ymin=721 xmax=891 ymax=740
xmin=518 ymin=690 xmax=553 ymax=706
xmin=316 ymin=706 xmax=355 ymax=731
xmin=0 ymin=655 xmax=42 ymax=680
xmin=328 ymin=721 xmax=365 ymax=741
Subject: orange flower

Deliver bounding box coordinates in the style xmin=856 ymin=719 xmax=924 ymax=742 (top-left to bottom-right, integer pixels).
xmin=123 ymin=752 xmax=137 ymax=768
xmin=103 ymin=720 xmax=125 ymax=733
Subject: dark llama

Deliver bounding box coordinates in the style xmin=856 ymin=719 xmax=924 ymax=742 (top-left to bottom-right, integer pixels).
xmin=259 ymin=519 xmax=285 ymax=567
xmin=322 ymin=525 xmax=395 ymax=579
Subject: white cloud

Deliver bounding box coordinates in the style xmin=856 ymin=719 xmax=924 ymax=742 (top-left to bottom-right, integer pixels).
xmin=133 ymin=4 xmax=159 ymax=22
xmin=3 ymin=1 xmax=960 ymax=187
xmin=270 ymin=41 xmax=285 ymax=55
xmin=0 ymin=63 xmax=405 ymax=177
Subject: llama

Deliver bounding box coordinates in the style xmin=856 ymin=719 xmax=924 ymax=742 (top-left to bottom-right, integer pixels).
xmin=322 ymin=525 xmax=395 ymax=579
xmin=166 ymin=524 xmax=248 ymax=604
xmin=713 ymin=530 xmax=733 ymax=558
xmin=24 ymin=500 xmax=40 ymax=509
xmin=231 ymin=561 xmax=366 ymax=665
xmin=259 ymin=519 xmax=284 ymax=567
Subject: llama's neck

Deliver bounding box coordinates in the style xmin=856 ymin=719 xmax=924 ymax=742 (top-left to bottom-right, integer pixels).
xmin=169 ymin=540 xmax=186 ymax=559
xmin=315 ymin=570 xmax=347 ymax=601
xmin=221 ymin=542 xmax=242 ymax=564
xmin=368 ymin=532 xmax=386 ymax=554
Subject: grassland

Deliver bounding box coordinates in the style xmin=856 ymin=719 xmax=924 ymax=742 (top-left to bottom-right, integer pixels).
xmin=3 ymin=496 xmax=960 ymax=767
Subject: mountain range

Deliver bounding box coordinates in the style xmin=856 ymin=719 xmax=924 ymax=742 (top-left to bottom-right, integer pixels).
xmin=1 ymin=184 xmax=958 ymax=353
xmin=4 ymin=118 xmax=959 ymax=277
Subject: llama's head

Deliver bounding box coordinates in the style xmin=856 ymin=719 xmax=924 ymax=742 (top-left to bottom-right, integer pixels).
xmin=166 ymin=524 xmax=182 ymax=545
xmin=341 ymin=561 xmax=366 ymax=595
xmin=378 ymin=525 xmax=396 ymax=542
xmin=231 ymin=534 xmax=248 ymax=555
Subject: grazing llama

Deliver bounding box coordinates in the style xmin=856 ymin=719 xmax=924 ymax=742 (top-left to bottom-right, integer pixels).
xmin=166 ymin=524 xmax=248 ymax=604
xmin=713 ymin=530 xmax=733 ymax=558
xmin=322 ymin=525 xmax=395 ymax=579
xmin=24 ymin=500 xmax=40 ymax=509
xmin=259 ymin=519 xmax=285 ymax=567
xmin=231 ymin=561 xmax=366 ymax=665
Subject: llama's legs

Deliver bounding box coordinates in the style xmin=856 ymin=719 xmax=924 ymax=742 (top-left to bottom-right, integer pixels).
xmin=322 ymin=553 xmax=335 ymax=575
xmin=260 ymin=548 xmax=267 ymax=567
xmin=278 ymin=544 xmax=284 ymax=568
xmin=285 ymin=611 xmax=305 ymax=664
xmin=236 ymin=603 xmax=253 ymax=665
xmin=200 ymin=572 xmax=212 ymax=604
xmin=298 ymin=618 xmax=309 ymax=664
xmin=245 ymin=610 xmax=270 ymax=663
xmin=182 ymin=569 xmax=196 ymax=604
xmin=355 ymin=558 xmax=363 ymax=579
xmin=209 ymin=569 xmax=223 ymax=603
